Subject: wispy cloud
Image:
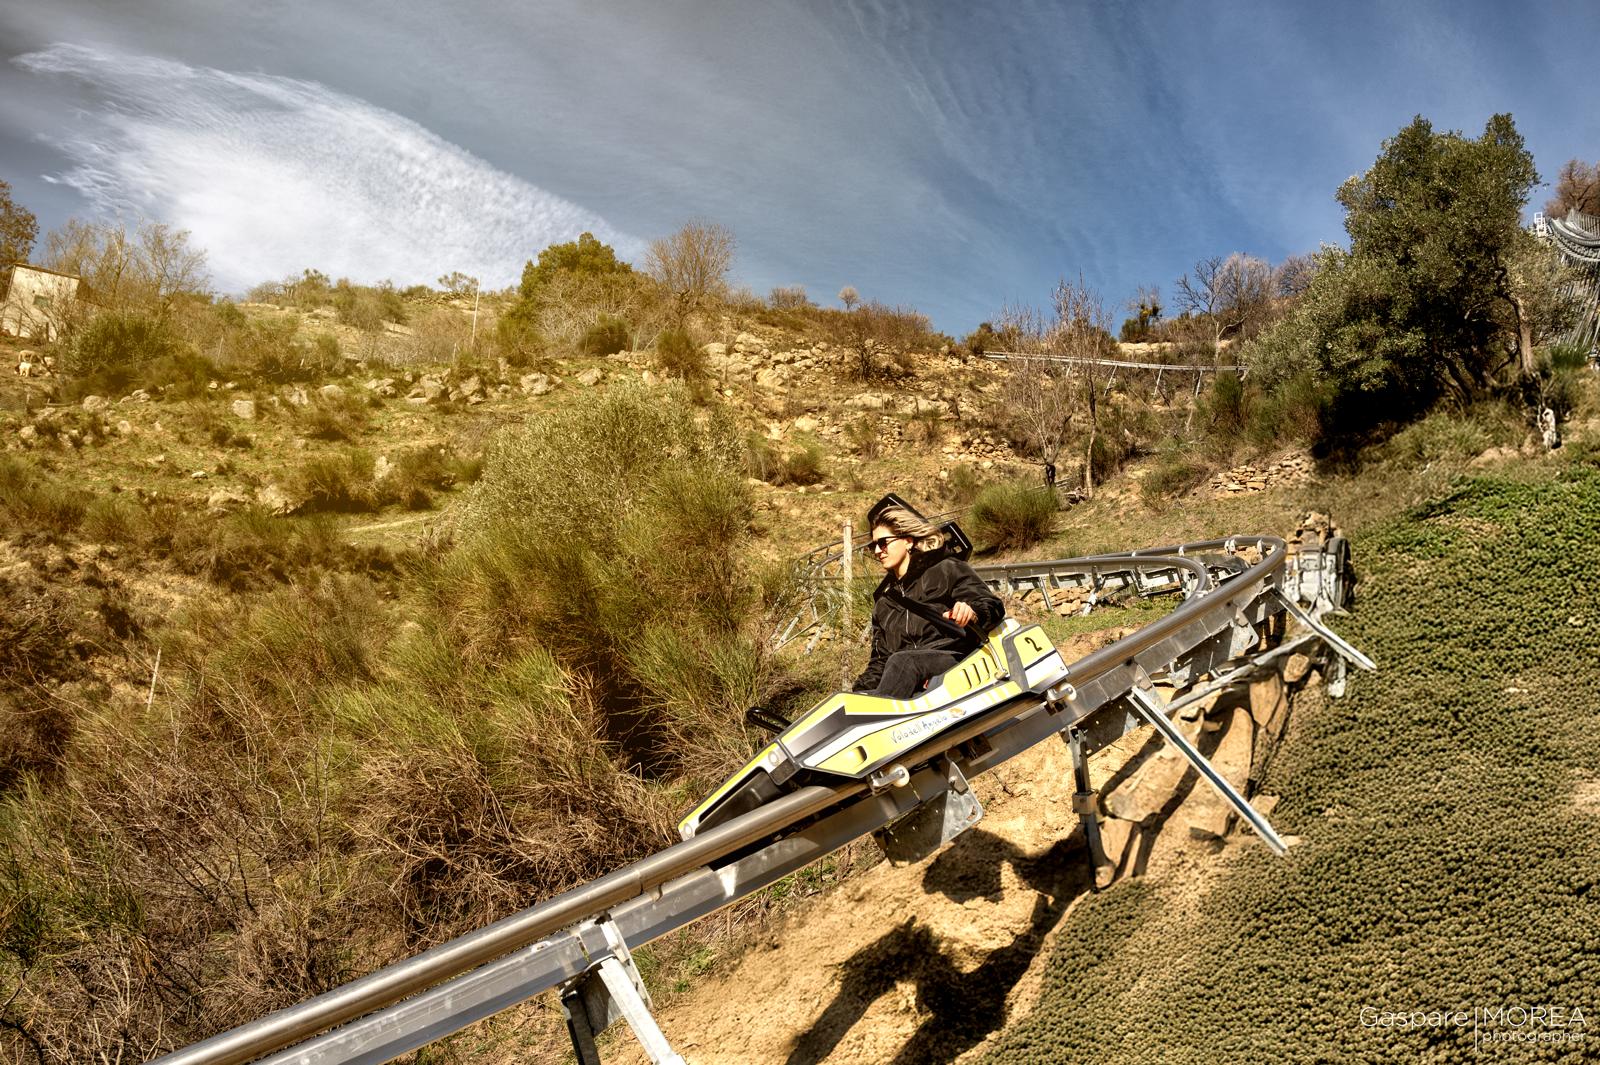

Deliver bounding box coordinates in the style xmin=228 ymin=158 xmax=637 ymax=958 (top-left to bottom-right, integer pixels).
xmin=14 ymin=42 xmax=637 ymax=293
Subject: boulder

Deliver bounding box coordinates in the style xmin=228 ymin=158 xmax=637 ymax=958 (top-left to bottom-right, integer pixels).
xmin=755 ymin=367 xmax=787 ymax=391
xmin=318 ymin=383 xmax=346 ymax=402
xmin=255 ymin=483 xmax=298 ymax=515
xmin=519 ymin=372 xmax=555 ymax=397
xmin=230 ymin=398 xmax=257 ymax=420
xmin=285 ymin=386 xmax=312 ymax=407
xmin=206 ymin=489 xmax=250 ymax=512
xmin=575 ymin=368 xmax=604 ymax=387
xmin=459 ymin=374 xmax=484 ymax=398
xmin=81 ymin=395 xmax=109 ymax=413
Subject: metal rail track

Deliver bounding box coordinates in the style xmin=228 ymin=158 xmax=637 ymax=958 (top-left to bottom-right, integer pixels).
xmin=154 ymin=534 xmax=1371 ymax=1065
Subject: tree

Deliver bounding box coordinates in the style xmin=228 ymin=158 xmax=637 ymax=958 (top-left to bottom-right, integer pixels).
xmin=40 ymin=217 xmax=207 ymax=321
xmin=1544 ymin=159 xmax=1600 ymax=218
xmin=999 ymin=303 xmax=1075 ymax=471
xmin=645 ymin=221 xmax=735 ymax=325
xmin=1175 ymin=253 xmax=1273 ymax=349
xmin=1247 ymin=114 xmax=1542 ymax=437
xmin=838 ymin=285 xmax=860 ymax=311
xmin=1047 ymin=275 xmax=1116 ymax=498
xmin=437 ymin=271 xmax=479 ymax=298
xmin=519 ymin=232 xmax=631 ymax=301
xmin=830 ymin=300 xmax=931 ymax=381
xmin=0 ymin=179 xmax=38 ymax=267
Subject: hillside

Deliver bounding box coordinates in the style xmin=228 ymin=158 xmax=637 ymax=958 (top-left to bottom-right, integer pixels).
xmin=2 ymin=297 xmax=1595 ymax=1063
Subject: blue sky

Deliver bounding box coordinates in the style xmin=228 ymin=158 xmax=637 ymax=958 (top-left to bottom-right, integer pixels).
xmin=2 ymin=1 xmax=1597 ymax=333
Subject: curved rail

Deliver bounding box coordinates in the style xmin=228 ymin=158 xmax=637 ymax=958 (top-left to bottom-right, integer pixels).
xmin=156 ymin=533 xmax=1355 ymax=1065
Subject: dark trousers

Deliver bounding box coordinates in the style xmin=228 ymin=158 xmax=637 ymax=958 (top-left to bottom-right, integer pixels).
xmin=870 ymin=649 xmax=964 ymax=699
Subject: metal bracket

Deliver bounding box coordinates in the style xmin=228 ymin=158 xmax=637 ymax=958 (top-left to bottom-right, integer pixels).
xmin=873 ymin=757 xmax=984 ymax=864
xmin=561 ymin=920 xmax=685 ymax=1065
xmin=1271 ymin=588 xmax=1377 ymax=672
xmin=1124 ymin=687 xmax=1287 ymax=856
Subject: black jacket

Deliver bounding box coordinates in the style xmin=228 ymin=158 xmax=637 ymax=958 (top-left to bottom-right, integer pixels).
xmin=852 ymin=552 xmax=1006 ymax=692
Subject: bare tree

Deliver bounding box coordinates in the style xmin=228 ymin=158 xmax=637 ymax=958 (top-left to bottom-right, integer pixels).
xmin=998 ymin=303 xmax=1071 ymax=471
xmin=1048 ymin=274 xmax=1115 ymax=498
xmin=831 ymin=300 xmax=931 ymax=380
xmin=645 ymin=220 xmax=735 ymax=324
xmin=1175 ymin=252 xmax=1273 ymax=349
xmin=1273 ymin=253 xmax=1317 ymax=299
xmin=41 ymin=218 xmax=208 ymax=319
xmin=1544 ymin=159 xmax=1600 ymax=218
xmin=837 ymin=285 xmax=860 ymax=310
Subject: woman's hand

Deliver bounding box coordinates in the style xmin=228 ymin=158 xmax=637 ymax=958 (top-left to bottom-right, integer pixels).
xmin=944 ymin=601 xmax=977 ymax=627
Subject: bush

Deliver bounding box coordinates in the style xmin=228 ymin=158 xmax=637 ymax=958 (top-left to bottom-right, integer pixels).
xmin=943 ymin=464 xmax=983 ymax=506
xmin=298 ymin=391 xmax=371 ymax=442
xmin=745 ymin=435 xmax=825 ymax=486
xmin=579 ymin=315 xmax=630 ymax=356
xmin=0 ymin=455 xmax=87 ymax=538
xmin=292 ymin=451 xmax=378 ymax=513
xmin=654 ymin=326 xmax=704 ymax=380
xmin=968 ymin=480 xmax=1055 ymax=551
xmin=1139 ymin=451 xmax=1211 ymax=508
xmin=844 ymin=417 xmax=883 ymax=460
xmin=447 ymin=382 xmax=762 ymax=779
xmin=375 ymin=446 xmax=456 ymax=510
xmin=64 ymin=312 xmax=176 ymax=379
xmin=1377 ymin=404 xmax=1521 ymax=467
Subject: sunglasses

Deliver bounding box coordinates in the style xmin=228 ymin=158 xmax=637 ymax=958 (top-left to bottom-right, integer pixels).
xmin=867 ymin=535 xmax=905 ymax=553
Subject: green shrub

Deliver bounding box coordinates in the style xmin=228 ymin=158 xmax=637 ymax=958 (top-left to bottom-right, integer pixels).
xmin=447 ymin=382 xmax=761 ymax=779
xmin=376 ymin=446 xmax=456 ymax=510
xmin=298 ymin=391 xmax=371 ymax=442
xmin=968 ymin=479 xmax=1055 ymax=551
xmin=654 ymin=327 xmax=704 ymax=380
xmin=1139 ymin=451 xmax=1210 ymax=508
xmin=63 ymin=312 xmax=176 ymax=380
xmin=1378 ymin=405 xmax=1520 ymax=467
xmin=292 ymin=451 xmax=378 ymax=513
xmin=844 ymin=417 xmax=883 ymax=460
xmin=163 ymin=507 xmax=359 ymax=588
xmin=0 ymin=455 xmax=87 ymax=537
xmin=579 ymin=315 xmax=630 ymax=356
xmin=943 ymin=464 xmax=983 ymax=506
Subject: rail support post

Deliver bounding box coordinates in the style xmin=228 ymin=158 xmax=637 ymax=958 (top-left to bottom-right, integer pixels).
xmin=1064 ymin=727 xmax=1113 ymax=889
xmin=561 ymin=919 xmax=685 ymax=1065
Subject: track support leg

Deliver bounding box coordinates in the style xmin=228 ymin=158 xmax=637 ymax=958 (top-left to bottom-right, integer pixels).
xmin=561 ymin=920 xmax=685 ymax=1065
xmin=1064 ymin=728 xmax=1113 ymax=889
xmin=1125 ymin=687 xmax=1288 ymax=856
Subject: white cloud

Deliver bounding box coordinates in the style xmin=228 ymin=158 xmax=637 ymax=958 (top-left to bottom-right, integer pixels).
xmin=15 ymin=42 xmax=637 ymax=293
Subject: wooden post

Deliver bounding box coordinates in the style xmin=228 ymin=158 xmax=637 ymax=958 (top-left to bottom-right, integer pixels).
xmin=841 ymin=522 xmax=853 ymax=633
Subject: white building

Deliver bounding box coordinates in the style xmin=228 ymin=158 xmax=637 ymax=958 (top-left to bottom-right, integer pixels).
xmin=0 ymin=264 xmax=84 ymax=342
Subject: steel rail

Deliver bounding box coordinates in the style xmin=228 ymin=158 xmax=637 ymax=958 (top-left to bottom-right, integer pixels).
xmin=156 ymin=536 xmax=1293 ymax=1065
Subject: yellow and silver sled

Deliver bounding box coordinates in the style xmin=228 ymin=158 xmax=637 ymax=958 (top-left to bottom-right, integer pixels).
xmin=678 ymin=619 xmax=1064 ymax=840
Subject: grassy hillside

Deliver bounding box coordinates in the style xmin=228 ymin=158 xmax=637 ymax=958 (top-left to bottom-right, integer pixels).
xmin=980 ymin=466 xmax=1600 ymax=1064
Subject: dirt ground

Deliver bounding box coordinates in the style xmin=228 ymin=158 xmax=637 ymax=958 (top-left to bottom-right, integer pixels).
xmin=606 ymin=662 xmax=1286 ymax=1065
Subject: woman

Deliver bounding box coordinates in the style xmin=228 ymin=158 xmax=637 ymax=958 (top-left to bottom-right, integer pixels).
xmin=853 ymin=505 xmax=1005 ymax=698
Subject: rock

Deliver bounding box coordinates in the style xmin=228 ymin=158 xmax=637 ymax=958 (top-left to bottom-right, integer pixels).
xmin=912 ymin=397 xmax=951 ymax=418
xmin=206 ymin=489 xmax=250 ymax=511
xmin=459 ymin=375 xmax=483 ymax=397
xmin=844 ymin=393 xmax=889 ymax=411
xmin=519 ymin=372 xmax=555 ymax=397
xmin=417 ymin=375 xmax=445 ymax=400
xmin=641 ymin=370 xmax=660 ymax=386
xmin=374 ymin=454 xmax=394 ymax=481
xmin=286 ymin=386 xmax=311 ymax=407
xmin=1181 ymin=706 xmax=1254 ymax=841
xmin=1281 ymin=653 xmax=1314 ymax=685
xmin=702 ymin=342 xmax=727 ymax=358
xmin=575 ymin=368 xmax=604 ymax=387
xmin=364 ymin=377 xmax=398 ymax=398
xmin=403 ymin=396 xmax=430 ymax=408
xmin=17 ymin=425 xmax=36 ymax=445
xmin=255 ymin=483 xmax=297 ymax=515
xmin=115 ymin=420 xmax=133 ymax=437
xmin=792 ymin=415 xmax=821 ymax=433
xmin=230 ymin=398 xmax=257 ymax=420
xmin=317 ymin=384 xmax=346 ymax=401
xmin=755 ymin=367 xmax=787 ymax=391
xmin=81 ymin=395 xmax=109 ymax=413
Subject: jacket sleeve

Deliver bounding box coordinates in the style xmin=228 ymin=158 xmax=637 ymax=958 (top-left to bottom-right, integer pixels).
xmin=853 ymin=618 xmax=890 ymax=693
xmin=946 ymin=559 xmax=1005 ymax=631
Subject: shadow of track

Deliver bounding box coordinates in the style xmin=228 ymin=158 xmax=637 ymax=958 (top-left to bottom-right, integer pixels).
xmin=783 ymin=831 xmax=1089 ymax=1065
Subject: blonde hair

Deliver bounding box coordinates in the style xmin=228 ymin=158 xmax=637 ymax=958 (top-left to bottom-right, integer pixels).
xmin=873 ymin=506 xmax=945 ymax=553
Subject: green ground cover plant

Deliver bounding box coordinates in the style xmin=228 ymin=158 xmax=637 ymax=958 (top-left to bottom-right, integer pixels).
xmin=981 ymin=468 xmax=1600 ymax=1064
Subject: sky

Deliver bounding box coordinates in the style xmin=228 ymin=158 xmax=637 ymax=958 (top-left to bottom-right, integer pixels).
xmin=2 ymin=0 xmax=1598 ymax=334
